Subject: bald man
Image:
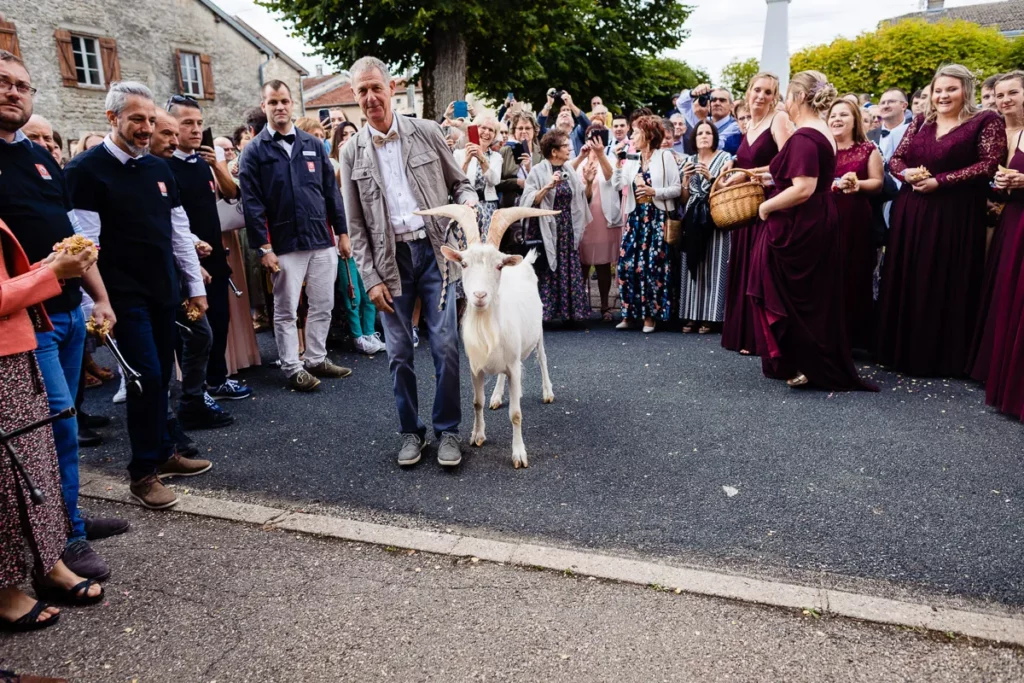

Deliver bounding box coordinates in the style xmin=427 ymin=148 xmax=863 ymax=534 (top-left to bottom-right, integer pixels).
xmin=21 ymin=113 xmax=61 ymax=163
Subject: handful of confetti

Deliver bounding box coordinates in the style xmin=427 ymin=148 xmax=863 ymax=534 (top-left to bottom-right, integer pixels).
xmin=85 ymin=316 xmax=112 ymax=337
xmin=183 ymin=300 xmax=203 ymax=321
xmin=902 ymin=166 xmax=932 ymax=183
xmin=53 ymin=235 xmax=97 ymax=255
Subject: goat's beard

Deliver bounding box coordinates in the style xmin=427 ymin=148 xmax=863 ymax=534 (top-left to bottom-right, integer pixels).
xmin=461 ymin=300 xmax=499 ymax=375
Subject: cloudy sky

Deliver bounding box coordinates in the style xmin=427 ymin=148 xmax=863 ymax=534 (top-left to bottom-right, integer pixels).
xmin=222 ymin=0 xmax=987 ymax=82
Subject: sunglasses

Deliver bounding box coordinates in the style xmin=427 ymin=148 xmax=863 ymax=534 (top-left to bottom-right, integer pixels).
xmin=709 ymin=97 xmax=729 ymax=104
xmin=166 ymin=94 xmax=200 ymax=111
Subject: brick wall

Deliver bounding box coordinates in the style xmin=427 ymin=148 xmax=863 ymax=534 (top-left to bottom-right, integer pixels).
xmin=3 ymin=0 xmax=304 ymax=150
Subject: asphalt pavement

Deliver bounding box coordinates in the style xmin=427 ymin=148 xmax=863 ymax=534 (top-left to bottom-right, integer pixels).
xmin=2 ymin=500 xmax=1022 ymax=682
xmin=79 ymin=323 xmax=1024 ymax=607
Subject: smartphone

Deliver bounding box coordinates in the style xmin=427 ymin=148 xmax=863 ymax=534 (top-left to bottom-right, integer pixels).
xmin=318 ymin=108 xmax=331 ymax=126
xmin=453 ymin=100 xmax=469 ymax=119
xmin=467 ymin=125 xmax=480 ymax=146
xmin=507 ymin=92 xmax=515 ymax=101
xmin=589 ymin=129 xmax=609 ymax=147
xmin=201 ymin=127 xmax=214 ymax=150
xmin=510 ymin=141 xmax=526 ymax=160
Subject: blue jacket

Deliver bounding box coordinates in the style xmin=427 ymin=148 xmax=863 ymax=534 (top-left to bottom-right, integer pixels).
xmin=239 ymin=125 xmax=346 ymax=256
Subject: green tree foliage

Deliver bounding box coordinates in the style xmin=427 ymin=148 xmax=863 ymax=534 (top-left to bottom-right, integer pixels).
xmin=791 ymin=19 xmax=1011 ymax=98
xmin=259 ymin=0 xmax=697 ymax=119
xmin=720 ymin=57 xmax=761 ymax=99
xmin=637 ymin=57 xmax=710 ymax=115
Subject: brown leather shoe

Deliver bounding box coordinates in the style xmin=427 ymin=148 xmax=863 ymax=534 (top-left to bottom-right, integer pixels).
xmin=129 ymin=475 xmax=178 ymax=510
xmin=157 ymin=453 xmax=212 ymax=479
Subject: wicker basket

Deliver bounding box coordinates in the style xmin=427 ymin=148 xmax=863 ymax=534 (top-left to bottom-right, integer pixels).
xmin=709 ymin=169 xmax=765 ymax=230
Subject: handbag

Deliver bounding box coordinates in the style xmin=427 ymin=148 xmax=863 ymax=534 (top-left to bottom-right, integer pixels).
xmin=217 ymin=197 xmax=246 ymax=232
xmin=500 ymin=219 xmax=550 ymax=274
xmin=662 ymin=152 xmax=684 ymax=245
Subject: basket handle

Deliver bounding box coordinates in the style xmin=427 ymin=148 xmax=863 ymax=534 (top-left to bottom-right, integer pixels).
xmin=710 ymin=168 xmax=759 ymax=197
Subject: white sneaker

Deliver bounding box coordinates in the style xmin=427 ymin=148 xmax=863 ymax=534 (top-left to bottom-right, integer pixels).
xmin=354 ymin=336 xmax=376 ymax=355
xmin=369 ymin=332 xmax=386 ymax=354
xmin=112 ymin=373 xmax=127 ymax=404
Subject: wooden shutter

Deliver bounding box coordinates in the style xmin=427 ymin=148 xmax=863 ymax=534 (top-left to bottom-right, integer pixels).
xmin=0 ymin=19 xmax=21 ymax=58
xmin=174 ymin=49 xmax=184 ymax=94
xmin=54 ymin=30 xmax=78 ymax=87
xmin=99 ymin=37 xmax=120 ymax=86
xmin=199 ymin=53 xmax=215 ymax=100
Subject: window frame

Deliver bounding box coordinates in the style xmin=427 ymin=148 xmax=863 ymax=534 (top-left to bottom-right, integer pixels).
xmin=179 ymin=51 xmax=204 ymax=98
xmin=70 ymin=34 xmax=104 ymax=88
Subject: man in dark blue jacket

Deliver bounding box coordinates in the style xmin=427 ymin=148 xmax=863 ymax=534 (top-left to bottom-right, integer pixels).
xmin=240 ymin=80 xmax=352 ymax=391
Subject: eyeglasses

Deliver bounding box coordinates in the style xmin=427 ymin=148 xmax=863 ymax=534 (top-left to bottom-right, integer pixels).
xmin=0 ymin=76 xmax=36 ymax=96
xmin=166 ymin=94 xmax=199 ymax=111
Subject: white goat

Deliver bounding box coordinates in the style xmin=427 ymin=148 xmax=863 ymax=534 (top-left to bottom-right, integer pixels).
xmin=414 ymin=204 xmax=559 ymax=468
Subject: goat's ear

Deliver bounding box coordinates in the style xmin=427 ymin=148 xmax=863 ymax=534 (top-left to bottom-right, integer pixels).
xmin=500 ymin=254 xmax=524 ymax=268
xmin=440 ymin=246 xmax=463 ymax=264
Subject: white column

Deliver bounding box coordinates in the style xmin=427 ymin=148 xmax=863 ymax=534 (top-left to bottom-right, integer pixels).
xmin=761 ymin=0 xmax=791 ymax=93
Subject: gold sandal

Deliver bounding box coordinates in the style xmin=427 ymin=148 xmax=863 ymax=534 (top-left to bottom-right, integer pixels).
xmin=786 ymin=373 xmax=809 ymax=388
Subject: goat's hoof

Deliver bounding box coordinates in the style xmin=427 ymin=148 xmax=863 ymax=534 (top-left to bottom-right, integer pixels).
xmin=542 ymin=394 xmax=554 ymax=404
xmin=488 ymin=401 xmax=503 ymax=410
xmin=472 ymin=435 xmax=486 ymax=447
xmin=512 ymin=450 xmax=529 ymax=469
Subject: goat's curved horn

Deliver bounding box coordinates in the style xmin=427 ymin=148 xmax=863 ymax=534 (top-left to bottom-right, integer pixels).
xmin=413 ymin=204 xmax=481 ymax=245
xmin=487 ymin=207 xmax=560 ymax=248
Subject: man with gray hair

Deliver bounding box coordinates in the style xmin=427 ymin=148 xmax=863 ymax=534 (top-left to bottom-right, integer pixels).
xmin=340 ymin=56 xmax=476 ymax=467
xmin=677 ymin=83 xmax=741 ymax=154
xmin=65 ymin=81 xmax=213 ymax=511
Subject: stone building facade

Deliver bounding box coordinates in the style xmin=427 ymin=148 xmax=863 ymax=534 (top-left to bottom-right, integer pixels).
xmin=1 ymin=0 xmax=307 ymax=153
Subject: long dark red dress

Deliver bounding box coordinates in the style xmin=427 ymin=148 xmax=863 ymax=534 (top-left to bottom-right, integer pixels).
xmin=748 ymin=128 xmax=877 ymax=391
xmin=722 ymin=125 xmax=779 ymax=354
xmin=986 ymin=194 xmax=1024 ymax=420
xmin=968 ymin=136 xmax=1024 ymax=382
xmin=877 ymin=110 xmax=1006 ymax=377
xmin=833 ymin=142 xmax=878 ymax=351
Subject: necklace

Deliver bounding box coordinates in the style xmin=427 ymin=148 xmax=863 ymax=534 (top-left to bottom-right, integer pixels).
xmin=749 ymin=108 xmax=772 ymax=133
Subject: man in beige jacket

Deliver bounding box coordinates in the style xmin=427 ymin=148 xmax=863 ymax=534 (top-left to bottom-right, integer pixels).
xmin=339 ymin=56 xmax=476 ymax=468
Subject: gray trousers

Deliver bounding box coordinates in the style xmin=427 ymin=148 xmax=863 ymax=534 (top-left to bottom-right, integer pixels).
xmin=272 ymin=247 xmax=338 ymax=376
xmin=177 ymin=309 xmax=213 ymax=406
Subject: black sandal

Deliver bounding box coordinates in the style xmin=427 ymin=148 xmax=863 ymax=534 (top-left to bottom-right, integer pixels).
xmin=32 ymin=578 xmax=104 ymax=606
xmin=0 ymin=600 xmax=60 ymax=632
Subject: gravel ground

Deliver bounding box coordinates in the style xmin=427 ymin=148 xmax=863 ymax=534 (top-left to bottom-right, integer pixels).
xmin=2 ymin=500 xmax=1022 ymax=683
xmin=79 ymin=323 xmax=1024 ymax=606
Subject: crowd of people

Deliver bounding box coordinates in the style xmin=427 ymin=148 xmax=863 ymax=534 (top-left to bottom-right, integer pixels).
xmin=1 ymin=40 xmax=1023 ymax=638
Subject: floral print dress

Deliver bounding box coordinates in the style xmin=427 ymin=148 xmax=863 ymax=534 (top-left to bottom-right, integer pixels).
xmin=527 ymin=173 xmax=591 ymax=322
xmin=617 ymin=168 xmax=671 ymax=321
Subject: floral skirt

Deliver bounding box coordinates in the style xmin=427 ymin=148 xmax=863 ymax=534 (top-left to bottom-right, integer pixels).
xmin=617 ymin=203 xmax=671 ymax=321
xmin=0 ymin=352 xmax=69 ymax=588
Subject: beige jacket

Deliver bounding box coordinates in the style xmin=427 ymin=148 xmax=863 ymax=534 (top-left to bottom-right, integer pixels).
xmin=339 ymin=115 xmax=476 ymax=296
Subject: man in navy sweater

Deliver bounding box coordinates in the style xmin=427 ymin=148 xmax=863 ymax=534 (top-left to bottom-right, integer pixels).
xmin=240 ymin=80 xmax=351 ymax=391
xmin=0 ymin=49 xmax=129 ymax=582
xmin=65 ymin=81 xmax=212 ymax=510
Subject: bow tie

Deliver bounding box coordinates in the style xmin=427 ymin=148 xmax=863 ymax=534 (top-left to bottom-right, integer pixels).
xmin=880 ymin=129 xmax=890 ymax=138
xmin=373 ymin=131 xmax=400 ymax=148
xmin=185 ymin=152 xmax=200 ymax=162
xmin=273 ymin=132 xmax=296 ymax=144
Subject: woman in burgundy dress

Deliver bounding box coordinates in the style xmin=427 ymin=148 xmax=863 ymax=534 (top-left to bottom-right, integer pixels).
xmin=748 ymin=71 xmax=876 ymax=391
xmin=968 ymin=71 xmax=1024 ymax=382
xmin=721 ymin=72 xmax=792 ymax=356
xmin=877 ymin=64 xmax=1006 ymax=377
xmin=827 ymin=99 xmax=884 ymax=351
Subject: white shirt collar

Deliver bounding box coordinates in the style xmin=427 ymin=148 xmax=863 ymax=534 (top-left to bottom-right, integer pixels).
xmin=270 ymin=124 xmax=295 ymax=138
xmin=369 ymin=115 xmax=399 ymax=140
xmin=172 ymin=148 xmax=198 ymax=161
xmin=0 ymin=129 xmax=29 ymax=146
xmin=884 ymin=120 xmax=909 ymax=133
xmin=103 ymin=134 xmax=144 ymax=164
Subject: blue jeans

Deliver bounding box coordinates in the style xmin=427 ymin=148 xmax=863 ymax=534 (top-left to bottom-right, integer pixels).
xmin=114 ymin=302 xmax=177 ymax=480
xmin=379 ymin=240 xmax=461 ymax=439
xmin=34 ymin=307 xmax=86 ymax=543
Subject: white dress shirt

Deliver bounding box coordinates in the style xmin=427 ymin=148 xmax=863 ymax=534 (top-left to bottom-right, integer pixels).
xmin=273 ymin=124 xmax=296 ymax=156
xmin=74 ymin=136 xmax=205 ymax=297
xmin=878 ymin=120 xmax=909 ymax=164
xmin=371 ymin=116 xmax=424 ymax=234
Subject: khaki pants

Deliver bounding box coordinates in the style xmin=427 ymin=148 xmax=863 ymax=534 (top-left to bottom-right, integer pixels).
xmin=272 ymin=247 xmax=337 ymax=377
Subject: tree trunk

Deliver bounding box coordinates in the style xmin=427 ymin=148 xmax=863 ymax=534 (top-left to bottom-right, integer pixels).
xmin=422 ymin=25 xmax=467 ymax=122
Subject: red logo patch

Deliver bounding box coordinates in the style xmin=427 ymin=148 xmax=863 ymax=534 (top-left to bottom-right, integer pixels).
xmin=307 ymin=161 xmax=316 ymax=173
xmin=157 ymin=181 xmax=167 ymax=196
xmin=35 ymin=164 xmax=52 ymax=180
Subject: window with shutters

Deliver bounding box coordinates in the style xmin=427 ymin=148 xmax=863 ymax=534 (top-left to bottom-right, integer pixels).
xmin=71 ymin=35 xmax=103 ymax=87
xmin=0 ymin=19 xmax=21 ymax=58
xmin=179 ymin=51 xmax=203 ymax=98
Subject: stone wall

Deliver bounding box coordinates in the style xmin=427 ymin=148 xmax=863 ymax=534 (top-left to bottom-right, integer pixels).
xmin=3 ymin=0 xmax=304 ymax=150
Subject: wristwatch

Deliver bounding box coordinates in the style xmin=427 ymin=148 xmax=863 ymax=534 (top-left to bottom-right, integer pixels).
xmin=258 ymin=246 xmax=274 ymax=257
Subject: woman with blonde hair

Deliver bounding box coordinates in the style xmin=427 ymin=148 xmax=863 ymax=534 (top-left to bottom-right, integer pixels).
xmin=294 ymin=116 xmax=326 ymax=140
xmin=827 ymin=98 xmax=883 ymax=350
xmin=722 ymin=71 xmax=792 ymax=356
xmin=748 ymin=71 xmax=876 ymax=391
xmin=72 ymin=132 xmax=104 ymax=158
xmin=877 ymin=64 xmax=1006 ymax=377
xmin=454 ymin=115 xmax=503 ymax=235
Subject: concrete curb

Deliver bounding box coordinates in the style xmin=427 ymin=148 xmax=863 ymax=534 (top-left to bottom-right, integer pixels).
xmin=79 ymin=473 xmax=1024 ymax=647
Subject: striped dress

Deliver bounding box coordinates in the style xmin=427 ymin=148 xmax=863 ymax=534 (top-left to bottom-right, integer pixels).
xmin=678 ymin=150 xmax=732 ymax=323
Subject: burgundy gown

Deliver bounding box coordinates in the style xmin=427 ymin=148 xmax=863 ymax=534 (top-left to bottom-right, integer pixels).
xmin=967 ymin=135 xmax=1024 ymax=382
xmin=748 ymin=128 xmax=877 ymax=391
xmin=722 ymin=124 xmax=779 ymax=354
xmin=833 ymin=141 xmax=877 ymax=351
xmin=877 ymin=110 xmax=1006 ymax=377
xmin=986 ymin=185 xmax=1024 ymax=420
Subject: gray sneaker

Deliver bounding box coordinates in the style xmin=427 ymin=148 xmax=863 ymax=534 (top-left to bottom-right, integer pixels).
xmin=398 ymin=433 xmax=426 ymax=466
xmin=437 ymin=432 xmax=462 ymax=467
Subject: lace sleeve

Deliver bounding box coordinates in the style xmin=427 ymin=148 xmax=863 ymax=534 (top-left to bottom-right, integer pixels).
xmin=934 ymin=114 xmax=1007 ymax=187
xmin=888 ymin=115 xmax=920 ymax=178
